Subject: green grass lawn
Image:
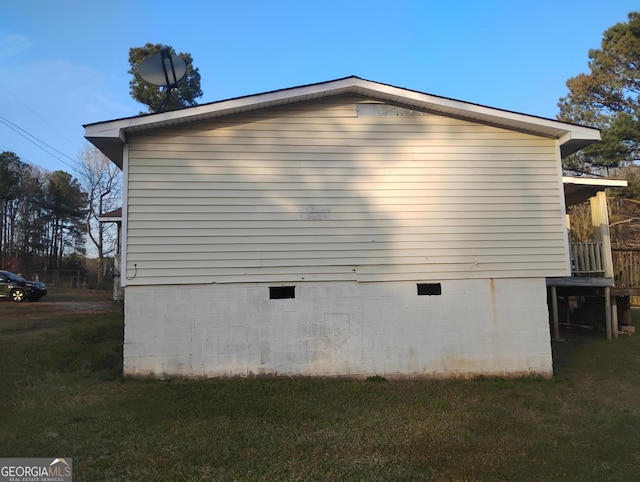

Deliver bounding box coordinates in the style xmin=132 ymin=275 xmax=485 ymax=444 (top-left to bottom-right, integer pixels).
xmin=1 ymin=298 xmax=639 ymax=481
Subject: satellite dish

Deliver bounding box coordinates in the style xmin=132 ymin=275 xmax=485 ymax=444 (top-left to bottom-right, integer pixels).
xmin=138 ymin=47 xmax=187 ymax=87
xmin=138 ymin=46 xmax=187 ymax=112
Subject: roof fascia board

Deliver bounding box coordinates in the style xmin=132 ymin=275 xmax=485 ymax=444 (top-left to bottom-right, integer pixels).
xmin=562 ymin=176 xmax=628 ymax=188
xmin=98 ymin=216 xmax=122 ymax=222
xmin=352 ymin=79 xmax=600 ymax=138
xmin=122 ymin=77 xmax=362 ymax=132
xmin=84 ymin=77 xmax=601 ymax=163
xmin=84 ymin=119 xmax=131 ymax=142
xmin=558 ymin=128 xmax=602 ymax=144
xmin=88 ymin=77 xmax=602 ymax=139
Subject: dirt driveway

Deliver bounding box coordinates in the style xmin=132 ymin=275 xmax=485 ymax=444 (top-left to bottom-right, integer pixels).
xmin=0 ymin=291 xmax=119 ymax=322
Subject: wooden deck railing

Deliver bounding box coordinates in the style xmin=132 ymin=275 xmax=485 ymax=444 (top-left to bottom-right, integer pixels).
xmin=570 ymin=244 xmax=640 ymax=290
xmin=570 ymin=242 xmax=605 ymax=277
xmin=612 ymin=249 xmax=640 ymax=289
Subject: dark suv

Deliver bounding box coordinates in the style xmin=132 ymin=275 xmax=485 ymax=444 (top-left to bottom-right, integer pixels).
xmin=0 ymin=270 xmax=47 ymax=302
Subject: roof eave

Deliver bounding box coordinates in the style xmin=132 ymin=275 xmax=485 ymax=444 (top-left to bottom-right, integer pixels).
xmin=84 ymin=120 xmax=130 ymax=169
xmin=558 ymin=130 xmax=602 ymax=158
xmin=84 ymin=76 xmax=601 ymax=168
xmin=563 ymin=176 xmax=629 ymax=205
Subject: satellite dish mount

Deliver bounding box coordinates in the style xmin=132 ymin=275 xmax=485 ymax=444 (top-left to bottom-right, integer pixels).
xmin=138 ymin=46 xmax=188 ymax=112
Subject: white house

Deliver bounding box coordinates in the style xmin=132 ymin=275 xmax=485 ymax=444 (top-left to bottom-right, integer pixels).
xmin=85 ymin=76 xmax=601 ymax=379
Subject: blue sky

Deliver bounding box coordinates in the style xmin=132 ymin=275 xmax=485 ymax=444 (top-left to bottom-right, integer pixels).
xmin=1 ymin=0 xmax=638 ymax=174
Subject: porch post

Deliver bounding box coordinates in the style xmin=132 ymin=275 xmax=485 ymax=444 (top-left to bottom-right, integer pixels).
xmin=611 ymin=294 xmax=619 ymax=339
xmin=590 ymin=191 xmax=614 ymax=278
xmin=605 ymin=286 xmax=612 ymax=340
xmin=591 ymin=191 xmax=616 ymax=340
xmin=550 ymin=286 xmax=560 ymax=341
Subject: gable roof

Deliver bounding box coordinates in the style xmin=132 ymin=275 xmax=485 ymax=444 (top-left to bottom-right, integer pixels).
xmin=84 ymin=76 xmax=600 ymax=168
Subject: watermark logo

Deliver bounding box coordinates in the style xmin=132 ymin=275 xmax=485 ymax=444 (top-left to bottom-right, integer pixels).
xmin=0 ymin=458 xmax=72 ymax=482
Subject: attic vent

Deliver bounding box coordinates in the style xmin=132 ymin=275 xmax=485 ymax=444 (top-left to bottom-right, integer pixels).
xmin=417 ymin=283 xmax=442 ymax=296
xmin=270 ymin=286 xmax=295 ymax=299
xmin=356 ymin=103 xmax=426 ymax=117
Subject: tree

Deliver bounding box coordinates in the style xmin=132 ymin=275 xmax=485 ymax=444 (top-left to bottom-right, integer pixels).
xmin=129 ymin=43 xmax=203 ymax=113
xmin=0 ymin=151 xmax=22 ymax=267
xmin=13 ymin=164 xmax=47 ymax=271
xmin=78 ymin=144 xmax=121 ymax=285
xmin=44 ymin=171 xmax=88 ymax=270
xmin=558 ymin=11 xmax=640 ymax=176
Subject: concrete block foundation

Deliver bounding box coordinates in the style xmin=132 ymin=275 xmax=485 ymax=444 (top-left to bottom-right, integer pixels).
xmin=122 ymin=278 xmax=553 ymax=379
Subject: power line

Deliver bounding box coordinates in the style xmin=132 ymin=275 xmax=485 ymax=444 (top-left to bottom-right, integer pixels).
xmin=0 ymin=115 xmax=81 ymax=172
xmin=0 ymin=83 xmax=79 ymax=152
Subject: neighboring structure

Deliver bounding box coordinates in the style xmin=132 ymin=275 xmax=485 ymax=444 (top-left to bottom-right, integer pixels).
xmin=98 ymin=207 xmax=123 ymax=301
xmin=85 ymin=76 xmax=602 ymax=379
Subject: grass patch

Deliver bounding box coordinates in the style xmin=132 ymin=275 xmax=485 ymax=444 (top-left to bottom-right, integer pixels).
xmin=1 ymin=306 xmax=639 ymax=480
xmin=365 ymin=374 xmax=387 ymax=383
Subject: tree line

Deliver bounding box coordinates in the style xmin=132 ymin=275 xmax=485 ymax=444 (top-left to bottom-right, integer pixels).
xmin=0 ymin=151 xmax=86 ymax=274
xmin=0 ymin=148 xmax=121 ymax=283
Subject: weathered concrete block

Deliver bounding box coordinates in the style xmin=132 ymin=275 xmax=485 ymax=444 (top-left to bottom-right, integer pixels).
xmin=121 ymin=278 xmax=553 ymax=379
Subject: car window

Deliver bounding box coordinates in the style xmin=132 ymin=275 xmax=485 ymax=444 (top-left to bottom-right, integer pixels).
xmin=1 ymin=272 xmax=24 ymax=282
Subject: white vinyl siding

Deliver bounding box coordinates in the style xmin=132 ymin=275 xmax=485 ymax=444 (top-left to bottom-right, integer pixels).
xmin=125 ymin=96 xmax=566 ymax=285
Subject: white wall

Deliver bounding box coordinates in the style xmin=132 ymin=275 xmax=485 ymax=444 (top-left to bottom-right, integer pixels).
xmin=124 ymin=96 xmax=568 ymax=286
xmin=122 ymin=278 xmax=553 ymax=379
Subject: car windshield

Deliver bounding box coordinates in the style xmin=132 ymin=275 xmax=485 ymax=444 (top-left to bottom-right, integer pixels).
xmin=1 ymin=271 xmax=26 ymax=282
